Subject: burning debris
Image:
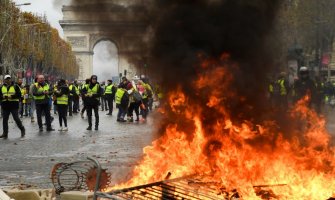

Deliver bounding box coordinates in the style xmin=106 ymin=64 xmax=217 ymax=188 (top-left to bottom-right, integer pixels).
xmin=68 ymin=0 xmax=335 ymax=199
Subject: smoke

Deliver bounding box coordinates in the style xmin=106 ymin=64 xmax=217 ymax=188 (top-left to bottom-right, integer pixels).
xmin=149 ymin=0 xmax=282 ymax=124
xmin=68 ymin=0 xmax=284 ymax=127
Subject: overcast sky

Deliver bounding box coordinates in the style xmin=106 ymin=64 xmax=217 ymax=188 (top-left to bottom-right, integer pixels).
xmin=13 ymin=0 xmax=119 ymax=81
xmin=13 ymin=0 xmax=67 ymax=37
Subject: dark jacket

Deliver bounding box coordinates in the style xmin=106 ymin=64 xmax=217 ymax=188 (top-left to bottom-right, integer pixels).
xmin=55 ymin=85 xmax=69 ymax=96
xmin=0 ymin=82 xmax=22 ymax=110
xmin=81 ymin=82 xmax=102 ymax=106
xmin=294 ymin=78 xmax=316 ymax=102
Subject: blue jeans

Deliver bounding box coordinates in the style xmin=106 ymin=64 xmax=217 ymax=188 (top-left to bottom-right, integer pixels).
xmin=117 ymin=105 xmax=126 ymax=119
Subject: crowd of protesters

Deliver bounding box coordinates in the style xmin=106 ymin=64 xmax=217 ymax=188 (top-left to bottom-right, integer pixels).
xmin=268 ymin=66 xmax=335 ymax=114
xmin=0 ymin=74 xmax=164 ymax=139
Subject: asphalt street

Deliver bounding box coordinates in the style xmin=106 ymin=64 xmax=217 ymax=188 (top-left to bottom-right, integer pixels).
xmin=1 ymin=105 xmax=335 ymax=190
xmin=0 ymin=107 xmax=157 ymax=189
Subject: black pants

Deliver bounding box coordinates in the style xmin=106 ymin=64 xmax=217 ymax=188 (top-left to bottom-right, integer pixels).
xmin=3 ymin=108 xmax=24 ymax=135
xmin=106 ymin=95 xmax=113 ymax=113
xmin=81 ymin=105 xmax=87 ymax=114
xmin=36 ymin=103 xmax=52 ymax=129
xmin=68 ymin=97 xmax=73 ymax=115
xmin=87 ymin=105 xmax=99 ymax=127
xmin=57 ymin=105 xmax=68 ymax=127
xmin=73 ymin=96 xmax=79 ymax=113
xmin=141 ymin=98 xmax=149 ymax=119
xmin=101 ymin=97 xmax=108 ymax=110
xmin=128 ymin=101 xmax=140 ymax=118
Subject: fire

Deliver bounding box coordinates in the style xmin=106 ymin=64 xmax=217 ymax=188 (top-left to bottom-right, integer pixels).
xmin=112 ymin=56 xmax=335 ymax=199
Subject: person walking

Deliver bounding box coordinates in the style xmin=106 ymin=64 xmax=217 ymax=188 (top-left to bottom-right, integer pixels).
xmin=100 ymin=81 xmax=108 ymax=111
xmin=72 ymin=80 xmax=80 ymax=113
xmin=81 ymin=75 xmax=102 ymax=130
xmin=68 ymin=81 xmax=75 ymax=116
xmin=0 ymin=75 xmax=25 ymax=139
xmin=80 ymin=78 xmax=90 ymax=118
xmin=54 ymin=79 xmax=69 ymax=131
xmin=32 ymin=75 xmax=55 ymax=132
xmin=17 ymin=79 xmax=24 ymax=117
xmin=29 ymin=78 xmax=37 ymax=123
xmin=22 ymin=85 xmax=33 ymax=117
xmin=105 ymin=80 xmax=115 ymax=115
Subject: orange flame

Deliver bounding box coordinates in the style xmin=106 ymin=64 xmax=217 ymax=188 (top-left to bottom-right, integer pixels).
xmin=112 ymin=57 xmax=335 ymax=199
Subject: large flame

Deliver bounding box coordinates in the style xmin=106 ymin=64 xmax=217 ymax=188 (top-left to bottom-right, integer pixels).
xmin=112 ymin=55 xmax=335 ymax=199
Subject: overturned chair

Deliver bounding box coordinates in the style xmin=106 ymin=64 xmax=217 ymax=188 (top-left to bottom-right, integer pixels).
xmin=50 ymin=157 xmax=111 ymax=198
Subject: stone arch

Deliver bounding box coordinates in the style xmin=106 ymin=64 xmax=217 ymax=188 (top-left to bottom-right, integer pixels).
xmin=60 ymin=1 xmax=149 ymax=81
xmin=91 ymin=37 xmax=120 ymax=80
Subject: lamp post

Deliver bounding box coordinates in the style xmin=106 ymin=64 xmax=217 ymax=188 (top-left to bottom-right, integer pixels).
xmin=15 ymin=3 xmax=31 ymax=6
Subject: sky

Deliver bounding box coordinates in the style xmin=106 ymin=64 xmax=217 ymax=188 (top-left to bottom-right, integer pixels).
xmin=13 ymin=0 xmax=66 ymax=37
xmin=13 ymin=0 xmax=119 ymax=81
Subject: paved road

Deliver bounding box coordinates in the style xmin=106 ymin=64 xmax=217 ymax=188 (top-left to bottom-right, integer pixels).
xmin=1 ymin=105 xmax=335 ymax=190
xmin=0 ymin=108 xmax=157 ymax=189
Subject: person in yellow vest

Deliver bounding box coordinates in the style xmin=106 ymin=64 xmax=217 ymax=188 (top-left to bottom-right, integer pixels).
xmin=72 ymin=80 xmax=80 ymax=114
xmin=104 ymin=79 xmax=116 ymax=115
xmin=54 ymin=79 xmax=70 ymax=131
xmin=127 ymin=83 xmax=141 ymax=122
xmin=155 ymin=84 xmax=164 ymax=108
xmin=68 ymin=81 xmax=75 ymax=116
xmin=22 ymin=85 xmax=33 ymax=117
xmin=273 ymin=72 xmax=289 ymax=111
xmin=81 ymin=75 xmax=102 ymax=130
xmin=17 ymin=78 xmax=24 ymax=117
xmin=115 ymin=84 xmax=129 ymax=122
xmin=32 ymin=75 xmax=54 ymax=132
xmin=0 ymin=75 xmax=25 ymax=139
xmin=80 ymin=78 xmax=90 ymax=118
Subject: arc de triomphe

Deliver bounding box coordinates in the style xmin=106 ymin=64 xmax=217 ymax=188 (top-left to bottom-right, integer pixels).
xmin=60 ymin=0 xmax=150 ymax=81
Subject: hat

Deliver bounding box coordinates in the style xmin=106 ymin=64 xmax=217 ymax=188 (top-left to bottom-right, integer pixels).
xmin=4 ymin=75 xmax=11 ymax=79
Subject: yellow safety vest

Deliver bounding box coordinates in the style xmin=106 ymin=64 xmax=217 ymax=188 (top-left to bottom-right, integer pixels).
xmin=69 ymin=85 xmax=73 ymax=96
xmin=277 ymin=79 xmax=287 ymax=96
xmin=56 ymin=90 xmax=68 ymax=105
xmin=269 ymin=84 xmax=273 ymax=93
xmin=2 ymin=85 xmax=19 ymax=102
xmin=105 ymin=84 xmax=113 ymax=94
xmin=33 ymin=83 xmax=50 ymax=100
xmin=74 ymin=85 xmax=80 ymax=95
xmin=22 ymin=88 xmax=30 ymax=103
xmin=115 ymin=88 xmax=125 ymax=104
xmin=86 ymin=84 xmax=99 ymax=100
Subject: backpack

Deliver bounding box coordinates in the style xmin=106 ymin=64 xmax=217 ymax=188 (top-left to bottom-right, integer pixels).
xmin=133 ymin=91 xmax=142 ymax=101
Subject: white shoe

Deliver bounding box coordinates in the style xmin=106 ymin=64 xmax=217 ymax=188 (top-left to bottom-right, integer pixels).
xmin=58 ymin=127 xmax=63 ymax=131
xmin=63 ymin=127 xmax=68 ymax=131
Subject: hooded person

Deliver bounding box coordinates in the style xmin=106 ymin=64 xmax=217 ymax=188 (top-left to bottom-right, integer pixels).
xmin=293 ymin=66 xmax=316 ymax=106
xmin=81 ymin=75 xmax=102 ymax=130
